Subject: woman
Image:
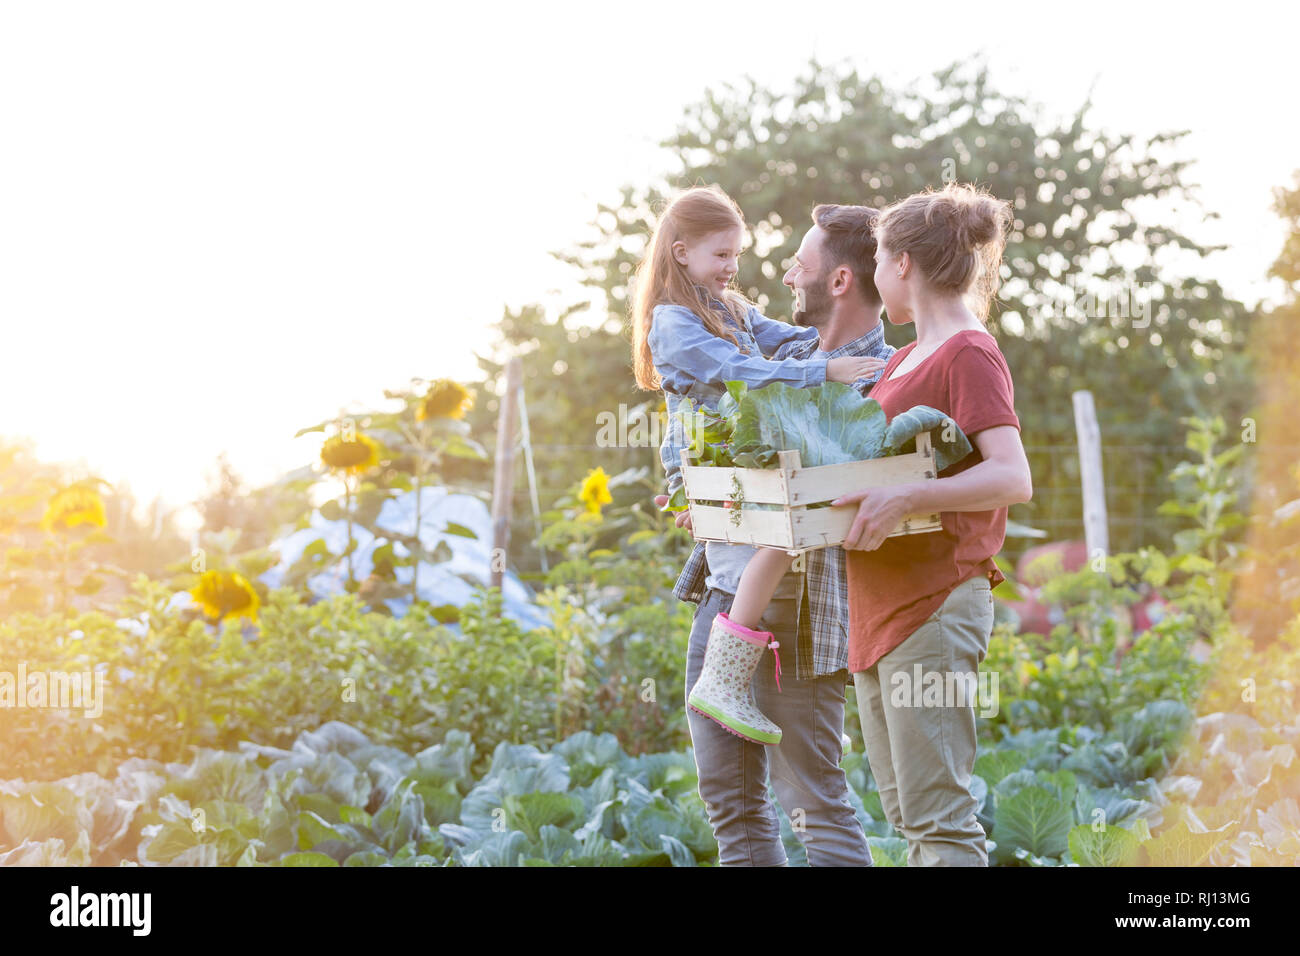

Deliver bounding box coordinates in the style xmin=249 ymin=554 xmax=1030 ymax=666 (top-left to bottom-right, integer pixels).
xmin=830 ymin=183 xmax=1033 ymax=866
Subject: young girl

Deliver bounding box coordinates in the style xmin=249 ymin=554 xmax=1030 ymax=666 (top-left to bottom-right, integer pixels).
xmin=631 ymin=185 xmax=883 ymax=744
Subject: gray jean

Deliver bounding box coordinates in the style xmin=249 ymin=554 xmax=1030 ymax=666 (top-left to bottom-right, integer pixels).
xmin=685 ymin=587 xmax=873 ymax=867
xmin=852 ymin=574 xmax=995 ymax=866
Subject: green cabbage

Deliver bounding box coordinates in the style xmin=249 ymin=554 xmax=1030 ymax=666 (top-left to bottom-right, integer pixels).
xmin=677 ymin=380 xmax=975 ymax=474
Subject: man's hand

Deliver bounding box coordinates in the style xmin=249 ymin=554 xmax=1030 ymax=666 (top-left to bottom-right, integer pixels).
xmin=654 ymin=494 xmax=693 ymax=531
xmin=832 ymin=484 xmax=916 ymax=551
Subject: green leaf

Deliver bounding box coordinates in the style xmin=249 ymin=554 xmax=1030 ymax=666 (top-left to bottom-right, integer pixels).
xmin=502 ymin=792 xmax=585 ymax=843
xmin=1258 ymin=798 xmax=1300 ymax=850
xmin=408 ymin=778 xmax=462 ymax=826
xmin=883 ymin=405 xmax=974 ymax=472
xmin=527 ymin=824 xmax=581 ymax=865
xmin=553 ymin=732 xmax=627 ymax=788
xmin=342 ymin=850 xmax=389 ymax=866
xmin=1120 ymin=701 xmax=1193 ymax=770
xmin=660 ymin=487 xmax=688 ymax=513
xmin=141 ymin=819 xmax=201 ymax=864
xmin=278 ymin=851 xmax=340 ymax=867
xmin=723 ymin=380 xmax=748 ymax=409
xmin=994 ymin=786 xmax=1073 ymax=858
xmin=297 ymin=537 xmax=333 ymax=565
xmin=732 ymin=382 xmax=887 ymax=467
xmin=974 ymin=749 xmax=1025 ymax=786
xmin=866 ymin=836 xmax=909 ymax=867
xmin=452 ymin=830 xmax=531 ymax=867
xmin=730 ymin=447 xmax=779 ymax=469
xmin=372 ymin=781 xmax=427 ymax=853
xmin=339 ymin=805 xmax=372 ymax=828
xmin=659 ymin=834 xmax=697 ymax=867
xmin=1171 ymin=553 xmax=1216 ymax=574
xmin=297 ymin=811 xmax=344 ymax=851
xmin=413 ymin=730 xmax=477 ymax=792
xmin=1140 ymin=818 xmax=1232 ymax=866
xmin=442 ymin=436 xmax=488 ymax=460
xmin=428 ymin=604 xmax=460 ymax=623
xmin=1068 ymin=824 xmax=1140 ymax=866
xmin=0 ymin=785 xmax=91 ymax=845
xmin=860 ymin=789 xmax=886 ymax=822
xmin=991 ymin=580 xmax=1025 ymax=601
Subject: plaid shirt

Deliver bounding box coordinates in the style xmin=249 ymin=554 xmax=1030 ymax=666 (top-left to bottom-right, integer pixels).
xmin=672 ymin=322 xmax=897 ymax=679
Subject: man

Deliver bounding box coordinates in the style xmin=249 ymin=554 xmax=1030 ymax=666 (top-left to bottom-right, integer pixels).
xmin=655 ymin=204 xmax=895 ymax=866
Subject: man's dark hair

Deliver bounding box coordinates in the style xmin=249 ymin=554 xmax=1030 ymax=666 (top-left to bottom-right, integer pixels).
xmin=811 ymin=204 xmax=880 ymax=304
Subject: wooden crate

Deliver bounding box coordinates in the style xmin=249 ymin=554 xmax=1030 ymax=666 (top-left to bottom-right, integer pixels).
xmin=680 ymin=431 xmax=942 ymax=552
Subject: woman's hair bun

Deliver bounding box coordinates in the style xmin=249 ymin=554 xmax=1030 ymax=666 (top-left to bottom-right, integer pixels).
xmin=876 ymin=183 xmax=1013 ymax=319
xmin=934 ymin=184 xmax=1012 ymax=251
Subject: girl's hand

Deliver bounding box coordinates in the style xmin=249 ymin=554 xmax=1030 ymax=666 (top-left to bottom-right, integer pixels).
xmin=827 ymin=356 xmax=888 ymax=384
xmin=832 ymin=484 xmax=915 ymax=551
xmin=653 ymin=494 xmax=693 ymax=531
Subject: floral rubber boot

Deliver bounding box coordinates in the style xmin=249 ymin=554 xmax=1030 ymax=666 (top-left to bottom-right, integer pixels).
xmin=687 ymin=611 xmax=783 ymax=745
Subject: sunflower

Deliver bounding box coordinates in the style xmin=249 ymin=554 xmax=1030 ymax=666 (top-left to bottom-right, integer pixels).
xmin=416 ymin=380 xmax=473 ymax=421
xmin=40 ymin=484 xmax=107 ymax=532
xmin=578 ymin=467 xmax=613 ymax=516
xmin=320 ymin=432 xmax=381 ymax=475
xmin=189 ymin=569 xmax=260 ymax=624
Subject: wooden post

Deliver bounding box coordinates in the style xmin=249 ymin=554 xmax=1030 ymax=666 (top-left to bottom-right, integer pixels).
xmin=490 ymin=357 xmax=522 ymax=590
xmin=1072 ymin=390 xmax=1109 ymax=561
xmin=516 ymin=380 xmax=548 ymax=574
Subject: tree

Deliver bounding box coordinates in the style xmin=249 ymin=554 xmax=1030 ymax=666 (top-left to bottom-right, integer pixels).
xmin=1226 ymin=172 xmax=1300 ymax=643
xmin=194 ymin=451 xmax=310 ymax=552
xmin=557 ymin=58 xmax=1258 ymax=554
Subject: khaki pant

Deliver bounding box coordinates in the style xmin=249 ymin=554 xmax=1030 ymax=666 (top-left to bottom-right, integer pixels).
xmin=853 ymin=575 xmax=995 ymax=866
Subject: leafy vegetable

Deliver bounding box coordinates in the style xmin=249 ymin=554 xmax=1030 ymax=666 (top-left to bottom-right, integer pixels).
xmin=732 ymin=381 xmax=887 ymax=467
xmin=675 ymin=381 xmax=974 ymax=473
xmin=1068 ymin=823 xmax=1141 ymax=867
xmin=882 ymin=404 xmax=974 ymax=470
xmin=993 ymin=785 xmax=1074 ymax=860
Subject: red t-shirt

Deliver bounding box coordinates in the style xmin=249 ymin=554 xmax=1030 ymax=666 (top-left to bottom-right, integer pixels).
xmin=846 ymin=328 xmax=1021 ymax=672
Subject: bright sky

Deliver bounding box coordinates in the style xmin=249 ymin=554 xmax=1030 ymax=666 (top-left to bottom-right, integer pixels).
xmin=2 ymin=1 xmax=1296 ymax=535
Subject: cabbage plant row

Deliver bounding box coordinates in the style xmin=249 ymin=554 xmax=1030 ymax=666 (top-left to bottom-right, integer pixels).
xmin=6 ymin=698 xmax=1282 ymax=867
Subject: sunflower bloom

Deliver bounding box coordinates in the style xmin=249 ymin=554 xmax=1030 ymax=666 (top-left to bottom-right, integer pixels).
xmin=189 ymin=569 xmax=260 ymax=624
xmin=40 ymin=484 xmax=107 ymax=532
xmin=578 ymin=467 xmax=613 ymax=516
xmin=320 ymin=432 xmax=381 ymax=475
xmin=416 ymin=380 xmax=473 ymax=421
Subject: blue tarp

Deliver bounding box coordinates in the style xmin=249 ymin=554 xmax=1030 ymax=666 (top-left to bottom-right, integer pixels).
xmin=260 ymin=487 xmax=549 ymax=631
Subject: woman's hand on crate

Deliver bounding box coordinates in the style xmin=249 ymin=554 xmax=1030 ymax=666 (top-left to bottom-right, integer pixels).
xmin=654 ymin=494 xmax=693 ymax=531
xmin=832 ymin=484 xmax=916 ymax=551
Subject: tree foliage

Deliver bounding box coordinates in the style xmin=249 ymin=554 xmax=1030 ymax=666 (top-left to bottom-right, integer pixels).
xmin=553 ymin=58 xmax=1258 ymax=552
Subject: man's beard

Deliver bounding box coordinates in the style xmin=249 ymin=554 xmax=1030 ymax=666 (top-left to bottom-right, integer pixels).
xmin=793 ymin=273 xmax=832 ymax=328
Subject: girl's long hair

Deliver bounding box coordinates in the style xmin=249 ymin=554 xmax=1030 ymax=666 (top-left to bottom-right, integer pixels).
xmin=631 ymin=185 xmax=754 ymax=391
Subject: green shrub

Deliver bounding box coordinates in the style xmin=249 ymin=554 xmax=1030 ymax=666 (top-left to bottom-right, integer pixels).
xmin=0 ymin=577 xmax=560 ymax=782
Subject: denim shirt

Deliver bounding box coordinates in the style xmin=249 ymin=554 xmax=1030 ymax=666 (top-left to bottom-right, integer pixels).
xmin=648 ymin=294 xmax=823 ymax=497
xmin=648 ymin=292 xmax=828 ymax=595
